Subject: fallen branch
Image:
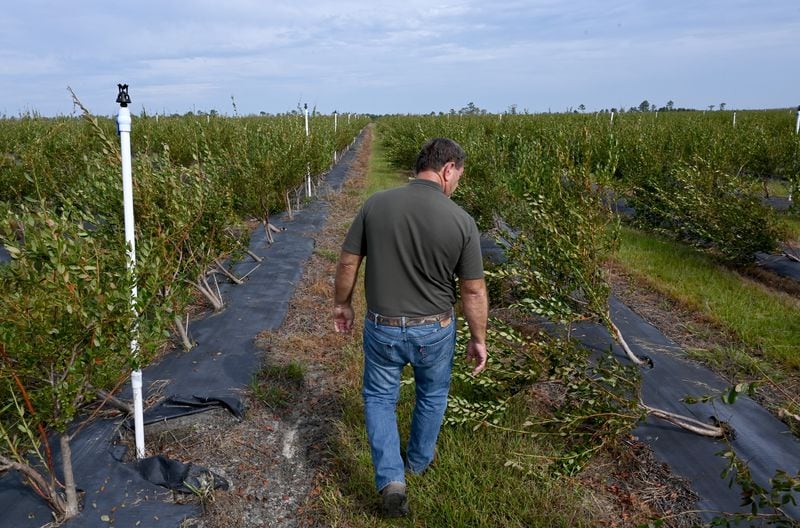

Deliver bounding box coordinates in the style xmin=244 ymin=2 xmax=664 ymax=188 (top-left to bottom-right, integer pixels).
xmin=214 ymin=258 xmax=244 ymax=285
xmin=245 ymin=249 xmax=263 ymax=263
xmin=608 ymin=316 xmax=646 ymax=366
xmin=238 ymin=262 xmax=262 ymax=282
xmin=778 ymin=408 xmax=800 ymax=424
xmin=0 ymin=454 xmax=67 ymax=518
xmin=95 ymin=388 xmax=133 ymax=414
xmin=640 ymin=403 xmax=726 ymax=438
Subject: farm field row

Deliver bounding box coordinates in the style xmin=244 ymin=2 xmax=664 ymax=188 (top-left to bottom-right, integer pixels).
xmin=372 ymin=114 xmax=799 ymax=524
xmin=613 ymin=227 xmax=800 ymax=429
xmin=0 ymin=110 xmax=369 ymax=521
xmin=1 ymin=109 xmax=799 ymax=525
xmin=321 ymin=127 xmax=800 ymax=527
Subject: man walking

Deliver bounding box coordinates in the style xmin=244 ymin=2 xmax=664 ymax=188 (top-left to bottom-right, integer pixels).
xmin=333 ymin=137 xmax=488 ymax=517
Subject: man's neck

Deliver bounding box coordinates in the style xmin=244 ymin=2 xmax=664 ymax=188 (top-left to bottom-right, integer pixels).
xmin=415 ymin=171 xmax=445 ymax=192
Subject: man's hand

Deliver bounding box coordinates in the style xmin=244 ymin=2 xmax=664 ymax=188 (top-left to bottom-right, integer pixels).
xmin=465 ymin=338 xmax=487 ymax=375
xmin=333 ymin=251 xmax=362 ymax=334
xmin=460 ymin=277 xmax=488 ymax=375
xmin=334 ymin=303 xmax=355 ymax=333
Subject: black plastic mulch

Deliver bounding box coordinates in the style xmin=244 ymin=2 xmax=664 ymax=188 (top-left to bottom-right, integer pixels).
xmin=0 ymin=134 xmax=364 ymax=528
xmin=764 ymin=196 xmax=793 ymax=212
xmin=756 ymin=246 xmax=800 ymax=282
xmin=572 ymin=296 xmax=800 ymax=523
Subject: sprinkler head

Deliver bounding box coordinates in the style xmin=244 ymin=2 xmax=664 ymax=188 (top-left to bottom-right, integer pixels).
xmin=116 ymin=84 xmax=131 ymax=107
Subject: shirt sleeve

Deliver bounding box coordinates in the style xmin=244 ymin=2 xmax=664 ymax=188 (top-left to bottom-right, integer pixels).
xmin=455 ymin=217 xmax=484 ymax=280
xmin=342 ymin=205 xmax=367 ymax=256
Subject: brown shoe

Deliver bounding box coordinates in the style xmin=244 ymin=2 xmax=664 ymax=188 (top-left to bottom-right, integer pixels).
xmin=381 ymin=482 xmax=409 ymax=518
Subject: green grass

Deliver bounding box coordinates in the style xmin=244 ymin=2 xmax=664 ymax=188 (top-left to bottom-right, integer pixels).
xmin=365 ymin=138 xmax=408 ymax=196
xmin=615 ymin=226 xmax=800 ymax=370
xmin=315 ymin=247 xmax=340 ymax=263
xmin=780 ymin=214 xmax=800 ymax=244
xmin=249 ymin=361 xmax=305 ymax=408
xmin=764 ymin=178 xmax=791 ymax=198
xmin=321 ymin=345 xmax=596 ymax=527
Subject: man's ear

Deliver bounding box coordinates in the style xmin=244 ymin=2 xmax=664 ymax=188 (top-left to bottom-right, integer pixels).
xmin=443 ymin=161 xmax=456 ymax=179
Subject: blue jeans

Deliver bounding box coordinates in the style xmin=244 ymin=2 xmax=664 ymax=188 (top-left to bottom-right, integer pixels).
xmin=362 ymin=313 xmax=456 ymax=491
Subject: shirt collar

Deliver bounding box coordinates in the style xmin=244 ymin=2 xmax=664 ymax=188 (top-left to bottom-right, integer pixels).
xmin=409 ymin=178 xmax=444 ymax=193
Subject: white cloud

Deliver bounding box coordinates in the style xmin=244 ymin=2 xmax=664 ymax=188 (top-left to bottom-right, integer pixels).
xmin=1 ymin=0 xmax=798 ymax=115
xmin=0 ymin=52 xmax=64 ymax=77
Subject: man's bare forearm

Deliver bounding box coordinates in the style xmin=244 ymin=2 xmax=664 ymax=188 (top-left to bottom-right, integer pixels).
xmin=460 ymin=278 xmax=488 ymax=343
xmin=334 ymin=251 xmax=362 ymax=306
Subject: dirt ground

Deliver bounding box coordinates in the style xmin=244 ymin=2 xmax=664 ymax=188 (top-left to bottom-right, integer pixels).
xmin=163 ymin=130 xmax=714 ymax=527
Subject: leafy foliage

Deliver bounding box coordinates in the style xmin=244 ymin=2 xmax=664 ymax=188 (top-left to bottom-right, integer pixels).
xmin=446 ymin=320 xmax=641 ymax=476
xmin=0 ymin=110 xmax=369 ymax=518
xmin=628 ymin=163 xmax=782 ymax=263
xmin=710 ymin=449 xmax=800 ymax=526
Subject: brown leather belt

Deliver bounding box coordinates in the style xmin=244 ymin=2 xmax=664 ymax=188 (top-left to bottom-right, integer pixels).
xmin=367 ymin=310 xmax=453 ymax=328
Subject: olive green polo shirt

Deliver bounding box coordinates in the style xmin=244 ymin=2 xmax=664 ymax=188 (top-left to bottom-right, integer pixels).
xmin=342 ymin=179 xmax=484 ymax=317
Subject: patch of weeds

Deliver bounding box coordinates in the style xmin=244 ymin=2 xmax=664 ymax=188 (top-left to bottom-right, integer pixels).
xmin=249 ymin=361 xmax=305 ymax=409
xmin=315 ymin=247 xmax=339 ymax=263
xmin=183 ymin=471 xmax=217 ymax=514
xmin=684 ymin=345 xmax=761 ymax=380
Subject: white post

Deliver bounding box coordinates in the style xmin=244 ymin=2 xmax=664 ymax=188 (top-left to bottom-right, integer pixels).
xmin=610 ymin=111 xmax=615 ymax=125
xmin=333 ymin=111 xmax=338 ymax=164
xmin=304 ymin=103 xmax=311 ymax=197
xmin=733 ymin=112 xmax=737 ymax=127
xmin=795 ymin=106 xmax=800 ymax=134
xmin=116 ymin=84 xmax=145 ymax=460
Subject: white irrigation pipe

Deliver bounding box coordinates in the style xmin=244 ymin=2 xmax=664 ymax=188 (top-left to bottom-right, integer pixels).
xmin=333 ymin=111 xmax=338 ymax=163
xmin=795 ymin=106 xmax=800 ymax=134
xmin=116 ymin=84 xmax=145 ymax=459
xmin=304 ymin=103 xmax=312 ymax=198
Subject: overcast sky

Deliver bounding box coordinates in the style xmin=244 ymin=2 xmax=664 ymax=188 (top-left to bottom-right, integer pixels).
xmin=1 ymin=1 xmax=798 ymax=116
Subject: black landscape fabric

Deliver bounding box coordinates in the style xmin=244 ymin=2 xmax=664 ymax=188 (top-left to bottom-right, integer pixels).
xmin=0 ymin=133 xmax=364 ymax=528
xmin=2 ymin=135 xmax=798 ymax=526
xmin=572 ymin=296 xmax=800 ymax=523
xmin=756 ymin=247 xmax=800 ymax=282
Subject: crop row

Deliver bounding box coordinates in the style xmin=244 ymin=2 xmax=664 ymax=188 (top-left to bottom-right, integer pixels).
xmin=0 ymin=111 xmax=368 ymax=518
xmin=379 ymin=110 xmax=798 ymax=263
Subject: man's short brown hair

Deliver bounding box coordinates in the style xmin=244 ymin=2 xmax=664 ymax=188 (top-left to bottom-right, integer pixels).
xmin=414 ymin=138 xmax=466 ymax=174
